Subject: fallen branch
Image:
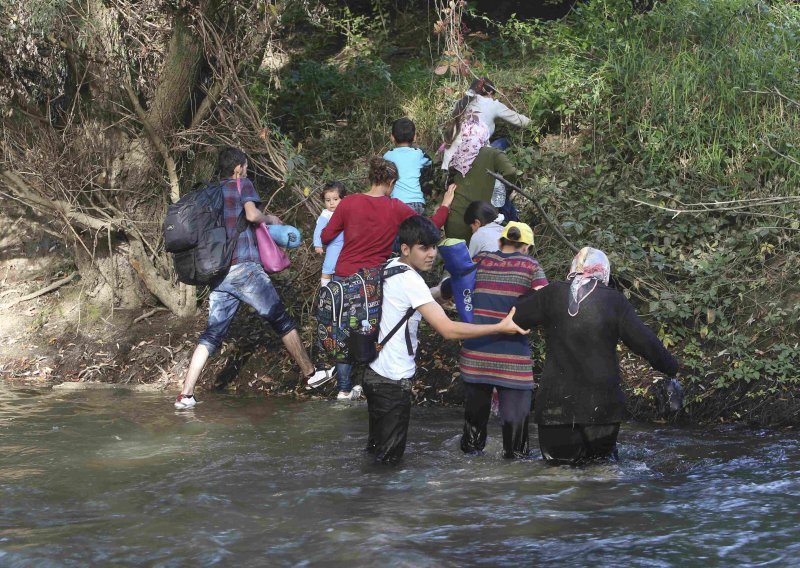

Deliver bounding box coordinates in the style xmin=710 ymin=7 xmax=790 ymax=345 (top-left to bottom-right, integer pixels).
xmin=763 ymin=137 xmax=800 ymax=168
xmin=0 ymin=272 xmax=79 ymax=310
xmin=133 ymin=306 xmax=169 ymax=324
xmin=743 ymin=87 xmax=800 ymax=109
xmin=628 ymin=195 xmax=800 ymax=217
xmin=486 ymin=171 xmax=579 ymax=253
xmin=1 ymin=170 xmax=120 ymax=232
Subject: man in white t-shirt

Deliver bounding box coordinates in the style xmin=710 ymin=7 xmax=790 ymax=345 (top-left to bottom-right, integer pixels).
xmin=363 ymin=215 xmax=529 ymax=464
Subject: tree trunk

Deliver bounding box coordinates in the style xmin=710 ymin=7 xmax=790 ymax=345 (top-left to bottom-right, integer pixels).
xmin=129 ymin=240 xmax=197 ymax=317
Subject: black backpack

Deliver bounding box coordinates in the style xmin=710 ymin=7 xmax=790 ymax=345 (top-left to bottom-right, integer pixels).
xmin=163 ymin=181 xmax=246 ymax=285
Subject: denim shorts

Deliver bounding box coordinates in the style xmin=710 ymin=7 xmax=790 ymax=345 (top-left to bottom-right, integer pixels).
xmin=198 ymin=262 xmax=296 ymax=355
xmin=405 ymin=202 xmax=426 ymax=215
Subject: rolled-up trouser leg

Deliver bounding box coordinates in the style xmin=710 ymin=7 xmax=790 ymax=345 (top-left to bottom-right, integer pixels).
xmin=461 ymin=382 xmax=493 ymax=454
xmin=538 ymin=423 xmax=620 ymax=465
xmin=497 ymin=387 xmax=532 ymax=458
xmin=363 ymin=369 xmax=412 ymax=464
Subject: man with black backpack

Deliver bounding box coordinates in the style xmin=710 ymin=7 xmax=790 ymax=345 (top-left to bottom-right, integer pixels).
xmin=362 ymin=216 xmax=529 ymax=463
xmin=174 ymin=147 xmax=332 ymax=409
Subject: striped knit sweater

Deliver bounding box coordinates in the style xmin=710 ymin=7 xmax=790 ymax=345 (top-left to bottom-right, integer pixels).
xmin=459 ymin=251 xmax=548 ymax=389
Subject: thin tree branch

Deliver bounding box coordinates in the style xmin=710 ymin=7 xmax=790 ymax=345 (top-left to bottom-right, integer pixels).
xmin=133 ymin=306 xmax=168 ymax=324
xmin=123 ymin=82 xmax=181 ymax=203
xmin=1 ymin=170 xmax=120 ymax=231
xmin=763 ymin=137 xmax=800 ymax=168
xmin=189 ymin=78 xmax=226 ymax=130
xmin=486 ymin=171 xmax=579 ymax=253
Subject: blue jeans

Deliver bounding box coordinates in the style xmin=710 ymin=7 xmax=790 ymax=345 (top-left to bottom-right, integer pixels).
xmin=198 ymin=262 xmax=296 ymax=355
xmin=336 ymin=362 xmax=354 ymax=392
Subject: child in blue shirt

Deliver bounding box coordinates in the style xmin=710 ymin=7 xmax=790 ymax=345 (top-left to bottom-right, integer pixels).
xmin=313 ymin=181 xmax=346 ymax=286
xmin=383 ymin=118 xmax=433 ymax=215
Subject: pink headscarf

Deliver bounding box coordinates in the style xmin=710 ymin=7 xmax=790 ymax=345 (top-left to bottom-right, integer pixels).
xmin=567 ymin=247 xmax=611 ymax=316
xmin=448 ymin=115 xmax=490 ymax=176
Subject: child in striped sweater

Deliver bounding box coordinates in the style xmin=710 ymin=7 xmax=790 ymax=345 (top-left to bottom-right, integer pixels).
xmin=458 ymin=222 xmax=548 ymax=458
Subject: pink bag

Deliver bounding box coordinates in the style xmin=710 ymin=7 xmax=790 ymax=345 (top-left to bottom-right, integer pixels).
xmin=237 ymin=178 xmax=290 ymax=274
xmin=255 ymin=222 xmax=290 ymax=273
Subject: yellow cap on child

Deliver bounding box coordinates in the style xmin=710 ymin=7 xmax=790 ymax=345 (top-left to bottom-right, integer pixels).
xmin=500 ymin=222 xmax=534 ymax=246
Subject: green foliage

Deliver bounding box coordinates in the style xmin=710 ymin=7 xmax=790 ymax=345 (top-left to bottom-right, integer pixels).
xmin=488 ymin=0 xmax=800 ymax=393
xmin=266 ymin=58 xmax=392 ymax=134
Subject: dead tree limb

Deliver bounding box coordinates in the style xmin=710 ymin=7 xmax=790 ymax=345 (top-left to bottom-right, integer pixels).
xmin=486 ymin=171 xmax=579 ymax=254
xmin=133 ymin=307 xmax=169 ymax=324
xmin=763 ymin=137 xmax=800 ymax=168
xmin=1 ymin=170 xmax=121 ymax=232
xmin=0 ymin=272 xmax=79 ymax=310
xmin=128 ymin=239 xmax=196 ymax=317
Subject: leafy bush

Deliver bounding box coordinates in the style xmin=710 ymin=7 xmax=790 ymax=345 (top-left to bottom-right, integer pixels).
xmin=264 ymin=58 xmax=392 ymax=134
xmin=489 ymin=0 xmax=800 ymax=394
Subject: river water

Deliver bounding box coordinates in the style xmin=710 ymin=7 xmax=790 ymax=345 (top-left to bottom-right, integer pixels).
xmin=1 ymin=383 xmax=799 ymax=567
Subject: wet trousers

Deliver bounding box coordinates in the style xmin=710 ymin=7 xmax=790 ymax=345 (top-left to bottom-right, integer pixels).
xmin=461 ymin=382 xmax=532 ymax=459
xmin=537 ymin=423 xmax=620 ymax=465
xmin=362 ymin=368 xmax=412 ymax=465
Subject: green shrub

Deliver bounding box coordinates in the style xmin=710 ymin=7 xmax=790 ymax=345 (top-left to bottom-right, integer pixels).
xmin=485 ymin=0 xmax=799 ymax=390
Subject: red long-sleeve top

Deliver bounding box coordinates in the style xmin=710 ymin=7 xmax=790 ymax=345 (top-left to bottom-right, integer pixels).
xmin=321 ymin=193 xmax=449 ymax=277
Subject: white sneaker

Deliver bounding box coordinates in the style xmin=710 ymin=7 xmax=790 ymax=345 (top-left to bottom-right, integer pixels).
xmin=306 ymin=366 xmax=336 ymax=390
xmin=337 ymin=386 xmax=363 ymax=401
xmin=174 ymin=394 xmax=196 ymax=409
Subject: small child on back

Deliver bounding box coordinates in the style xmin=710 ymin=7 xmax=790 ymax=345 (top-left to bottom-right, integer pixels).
xmin=383 ymin=117 xmax=433 ymax=215
xmin=313 ymin=181 xmax=346 ymax=286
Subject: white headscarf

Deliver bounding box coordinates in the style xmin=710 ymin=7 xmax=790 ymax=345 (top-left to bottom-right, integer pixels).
xmin=567 ymin=247 xmax=611 ymax=316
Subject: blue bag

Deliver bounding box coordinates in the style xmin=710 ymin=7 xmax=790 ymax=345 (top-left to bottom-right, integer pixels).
xmin=266 ymin=224 xmax=302 ymax=249
xmin=438 ymin=238 xmax=477 ymax=323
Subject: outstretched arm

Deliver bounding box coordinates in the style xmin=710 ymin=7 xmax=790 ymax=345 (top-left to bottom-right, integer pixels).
xmin=428 ymin=183 xmax=456 ymax=228
xmin=492 ymin=99 xmax=531 ymax=129
xmin=417 ymin=303 xmax=529 ymax=340
xmin=619 ymin=300 xmax=680 ymax=375
xmin=244 ymin=201 xmax=282 ymax=225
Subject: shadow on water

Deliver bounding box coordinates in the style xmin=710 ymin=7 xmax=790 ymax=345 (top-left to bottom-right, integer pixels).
xmin=1 ymin=382 xmax=799 ymax=566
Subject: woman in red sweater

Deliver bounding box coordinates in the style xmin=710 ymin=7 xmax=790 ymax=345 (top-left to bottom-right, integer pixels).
xmin=319 ymin=156 xmax=454 ymax=399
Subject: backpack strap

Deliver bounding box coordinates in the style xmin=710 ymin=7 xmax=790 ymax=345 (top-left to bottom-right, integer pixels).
xmin=377 ymin=307 xmax=416 ymax=355
xmin=232 ymin=177 xmax=252 ymax=235
xmin=377 ymin=262 xmax=417 ymax=356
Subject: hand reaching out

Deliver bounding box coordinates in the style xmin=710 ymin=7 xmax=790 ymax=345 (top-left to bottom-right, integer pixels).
xmin=441 ymin=183 xmax=457 ymax=209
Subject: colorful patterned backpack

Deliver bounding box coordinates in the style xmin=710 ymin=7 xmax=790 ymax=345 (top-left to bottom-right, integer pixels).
xmin=314 ymin=262 xmax=410 ymax=363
